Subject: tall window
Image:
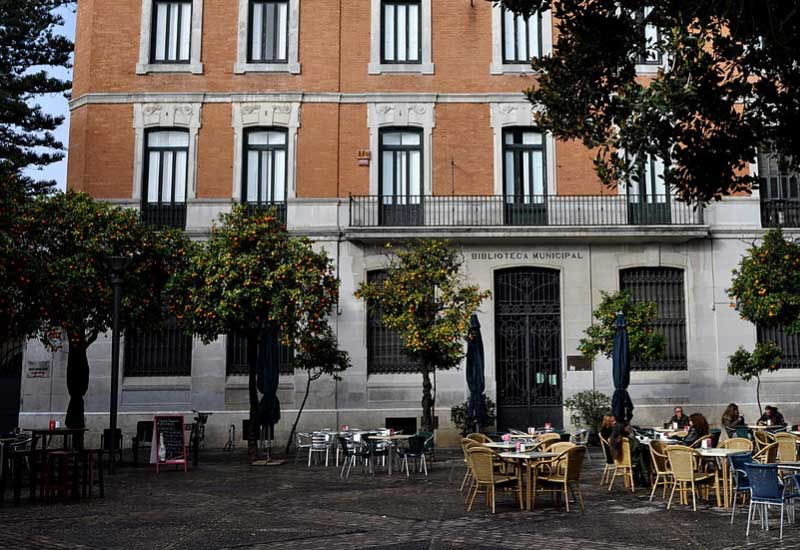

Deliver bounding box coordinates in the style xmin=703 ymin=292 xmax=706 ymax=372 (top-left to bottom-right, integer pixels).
xmin=243 ymin=128 xmax=287 ymax=205
xmin=626 ymin=153 xmax=667 ymax=203
xmin=124 ymin=317 xmax=193 ymax=377
xmin=381 ymin=1 xmax=421 ymax=64
xmin=366 ymin=270 xmax=418 ymax=374
xmin=503 ymin=128 xmax=546 ymax=203
xmin=758 ymin=326 xmax=800 ymax=369
xmin=379 ymin=128 xmax=423 ymax=225
xmin=502 ymin=9 xmax=542 ymax=63
xmin=620 ymin=267 xmax=687 ymax=370
xmin=758 ymin=151 xmax=800 ymax=227
xmin=636 ymin=7 xmax=661 ymax=65
xmin=142 ymin=129 xmax=189 ymax=228
xmin=226 ymin=332 xmax=293 ymax=376
xmin=151 ymin=0 xmax=192 ymax=63
xmin=248 ymin=0 xmax=289 ymax=63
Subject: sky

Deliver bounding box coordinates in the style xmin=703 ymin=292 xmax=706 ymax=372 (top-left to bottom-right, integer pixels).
xmin=22 ymin=6 xmax=76 ymax=192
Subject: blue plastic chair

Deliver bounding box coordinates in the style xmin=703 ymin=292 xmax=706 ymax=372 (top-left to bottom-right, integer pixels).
xmin=728 ymin=452 xmax=752 ymax=524
xmin=743 ymin=462 xmax=797 ymax=539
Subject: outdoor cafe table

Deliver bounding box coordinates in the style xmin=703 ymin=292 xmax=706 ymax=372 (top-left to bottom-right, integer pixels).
xmin=25 ymin=428 xmax=87 ymax=501
xmin=696 ymin=447 xmax=746 ymax=509
xmin=484 ymin=441 xmax=518 ymax=450
xmin=367 ymin=434 xmax=413 ymax=475
xmin=499 ymin=451 xmax=559 ymax=510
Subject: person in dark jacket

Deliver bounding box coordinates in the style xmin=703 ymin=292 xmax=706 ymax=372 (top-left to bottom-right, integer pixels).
xmin=722 ymin=403 xmax=746 ymax=437
xmin=682 ymin=413 xmax=710 ymax=446
xmin=757 ymin=405 xmax=787 ymax=428
xmin=666 ymin=406 xmax=690 ymax=429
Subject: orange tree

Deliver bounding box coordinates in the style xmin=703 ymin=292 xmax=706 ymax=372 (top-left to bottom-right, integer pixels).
xmin=355 ymin=240 xmax=490 ymax=433
xmin=32 ymin=191 xmax=189 ymax=428
xmin=167 ymin=205 xmax=339 ymax=460
xmin=727 ymin=228 xmax=800 ymax=411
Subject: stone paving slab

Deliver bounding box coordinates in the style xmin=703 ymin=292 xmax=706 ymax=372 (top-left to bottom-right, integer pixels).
xmin=2 ymin=450 xmax=800 ymax=549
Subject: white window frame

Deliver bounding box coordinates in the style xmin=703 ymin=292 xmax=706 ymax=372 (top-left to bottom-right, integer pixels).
xmin=231 ymin=102 xmax=301 ymax=201
xmin=367 ymin=103 xmax=435 ymax=195
xmin=634 ymin=6 xmax=668 ymax=75
xmin=491 ymin=6 xmax=553 ymax=75
xmin=132 ymin=103 xmax=202 ymax=201
xmin=369 ymin=0 xmax=434 ymax=75
xmin=235 ymin=0 xmax=301 ymax=74
xmin=136 ymin=0 xmax=204 ymax=74
xmin=490 ymin=103 xmax=556 ymax=195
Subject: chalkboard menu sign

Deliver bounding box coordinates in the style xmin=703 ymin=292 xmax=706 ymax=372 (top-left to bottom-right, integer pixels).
xmin=153 ymin=415 xmax=188 ymax=473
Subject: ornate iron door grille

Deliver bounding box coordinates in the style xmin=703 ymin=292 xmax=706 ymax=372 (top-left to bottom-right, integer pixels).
xmin=620 ymin=267 xmax=687 ymax=370
xmin=494 ymin=268 xmax=562 ymax=431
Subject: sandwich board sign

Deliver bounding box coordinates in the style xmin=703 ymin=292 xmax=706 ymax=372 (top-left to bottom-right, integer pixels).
xmin=150 ymin=415 xmax=188 ymax=473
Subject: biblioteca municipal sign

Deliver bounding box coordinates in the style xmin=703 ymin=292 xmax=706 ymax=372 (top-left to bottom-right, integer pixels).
xmin=471 ymin=251 xmax=585 ymax=261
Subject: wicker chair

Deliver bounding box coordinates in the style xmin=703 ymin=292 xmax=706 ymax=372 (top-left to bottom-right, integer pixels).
xmin=466 ymin=433 xmax=492 ymax=444
xmin=666 ymin=446 xmax=719 ymax=510
xmin=460 ymin=438 xmax=481 ymax=493
xmin=719 ymin=438 xmax=753 ymax=452
xmin=466 ymin=447 xmax=523 ymax=513
xmin=753 ymin=441 xmax=779 ymax=464
xmin=534 ymin=446 xmax=587 ymax=512
xmin=607 ymin=437 xmax=635 ymax=492
xmin=753 ymin=430 xmax=775 ymax=452
xmin=690 ymin=435 xmax=714 ymax=449
xmin=648 ymin=440 xmax=673 ymax=502
xmin=537 ymin=433 xmax=562 ymax=451
xmin=599 ymin=434 xmax=613 ymax=486
xmin=773 ymin=433 xmax=800 ymax=463
xmin=538 ymin=442 xmax=575 ymax=476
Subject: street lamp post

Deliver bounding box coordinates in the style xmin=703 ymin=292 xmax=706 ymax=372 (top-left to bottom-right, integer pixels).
xmin=105 ymin=255 xmax=132 ymax=474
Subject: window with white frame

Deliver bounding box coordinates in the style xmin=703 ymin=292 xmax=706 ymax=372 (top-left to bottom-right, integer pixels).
xmin=636 ymin=6 xmax=662 ymax=65
xmin=380 ymin=129 xmax=423 ymax=203
xmin=625 ymin=152 xmax=667 ymax=204
xmin=381 ymin=1 xmax=421 ymax=64
xmin=151 ymin=0 xmax=192 ymax=63
xmin=142 ymin=129 xmax=189 ymax=228
xmin=503 ymin=128 xmax=546 ymax=203
xmin=243 ymin=128 xmax=288 ymax=205
xmin=248 ymin=0 xmax=289 ymax=63
xmin=137 ymin=0 xmax=203 ymax=73
xmin=502 ymin=9 xmax=542 ymax=63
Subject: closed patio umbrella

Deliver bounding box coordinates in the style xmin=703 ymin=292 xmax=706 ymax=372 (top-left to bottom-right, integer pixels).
xmin=466 ymin=314 xmax=488 ymax=432
xmin=256 ymin=329 xmax=281 ymax=461
xmin=612 ymin=313 xmax=634 ymax=424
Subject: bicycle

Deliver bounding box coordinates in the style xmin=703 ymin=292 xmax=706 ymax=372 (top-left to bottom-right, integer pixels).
xmin=189 ymin=410 xmax=212 ymax=467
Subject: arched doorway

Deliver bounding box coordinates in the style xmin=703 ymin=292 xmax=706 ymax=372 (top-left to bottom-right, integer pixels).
xmin=494 ymin=267 xmax=562 ymax=431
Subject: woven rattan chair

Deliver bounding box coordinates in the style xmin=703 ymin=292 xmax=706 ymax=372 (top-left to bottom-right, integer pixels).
xmin=466 ymin=447 xmax=523 ymax=514
xmin=607 ymin=437 xmax=635 ymax=492
xmin=534 ymin=446 xmax=587 ymax=512
xmin=649 ymin=440 xmax=673 ymax=502
xmin=719 ymin=438 xmax=753 ymax=452
xmin=538 ymin=442 xmax=575 ymax=476
xmin=690 ymin=435 xmax=714 ymax=449
xmin=753 ymin=442 xmax=779 ymax=464
xmin=599 ymin=434 xmax=613 ymax=486
xmin=774 ymin=433 xmax=799 ymax=463
xmin=466 ymin=433 xmax=492 ymax=444
xmin=753 ymin=430 xmax=775 ymax=452
xmin=460 ymin=438 xmax=481 ymax=493
xmin=537 ymin=433 xmax=562 ymax=451
xmin=666 ymin=445 xmax=719 ymax=511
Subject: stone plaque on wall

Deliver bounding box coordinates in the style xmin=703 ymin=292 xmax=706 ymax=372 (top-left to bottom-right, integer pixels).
xmin=26 ymin=360 xmax=50 ymax=378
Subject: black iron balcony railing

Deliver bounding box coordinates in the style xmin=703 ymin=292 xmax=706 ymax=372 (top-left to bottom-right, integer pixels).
xmin=141 ymin=203 xmax=188 ymax=230
xmin=760 ymin=197 xmax=800 ymax=228
xmin=242 ymin=201 xmax=287 ymax=225
xmin=349 ymin=195 xmax=702 ymax=228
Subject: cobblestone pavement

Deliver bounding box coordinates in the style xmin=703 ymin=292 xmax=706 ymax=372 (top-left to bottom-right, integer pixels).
xmin=3 ymin=450 xmax=800 ymax=550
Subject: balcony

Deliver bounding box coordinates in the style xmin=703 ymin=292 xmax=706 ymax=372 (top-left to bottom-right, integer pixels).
xmin=760 ymin=197 xmax=800 ymax=228
xmin=347 ymin=195 xmax=707 ymax=243
xmin=242 ymin=201 xmax=288 ymax=226
xmin=141 ymin=203 xmax=187 ymax=230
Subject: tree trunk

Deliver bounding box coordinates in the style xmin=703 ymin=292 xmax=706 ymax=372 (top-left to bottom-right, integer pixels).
xmin=755 ymin=375 xmax=762 ymax=418
xmin=285 ymin=372 xmax=313 ymax=456
xmin=65 ymin=337 xmax=90 ymax=429
xmin=421 ymin=366 xmax=435 ymax=433
xmin=247 ymin=334 xmax=260 ymax=463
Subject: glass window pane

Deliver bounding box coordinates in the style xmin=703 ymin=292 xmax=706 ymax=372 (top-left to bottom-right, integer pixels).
xmin=398 ymin=151 xmax=407 ymax=202
xmin=528 ymin=14 xmax=540 ymax=58
xmin=277 ymin=2 xmax=288 ymax=60
xmin=383 ymin=132 xmax=401 ymax=146
xmin=407 ymin=4 xmax=419 ymax=61
xmin=179 ymin=3 xmax=191 ymax=60
xmin=382 ymin=151 xmax=394 ymax=200
xmin=148 ymin=130 xmax=189 ymax=147
xmin=251 ymin=2 xmax=263 ymax=60
xmin=384 ymin=5 xmax=395 ymax=61
xmin=174 ymin=151 xmax=187 ymax=202
xmin=248 ymin=131 xmax=268 ymax=146
xmin=273 ymin=150 xmax=286 ymax=201
xmin=401 ymin=132 xmax=420 ymax=146
xmin=504 ymin=151 xmax=515 ymax=201
xmin=155 ymin=4 xmax=168 ymax=60
xmin=265 ymin=3 xmax=276 ymax=61
xmin=246 ymin=151 xmax=259 ymax=202
xmin=168 ymin=3 xmax=180 ymax=60
xmin=262 ymin=151 xmax=272 ymax=201
xmin=408 ymin=151 xmax=420 ymax=196
xmin=268 ymin=131 xmax=286 ymax=145
xmin=522 ymin=131 xmax=542 ymax=145
xmin=397 ymin=5 xmax=407 ymax=62
xmin=147 ymin=152 xmax=161 ymax=203
xmin=161 ymin=151 xmax=174 ymax=202
xmin=522 ymin=151 xmax=531 ymax=201
xmin=532 ymin=150 xmax=544 ymax=197
xmin=516 ymin=15 xmax=528 ymax=61
xmin=503 ymin=9 xmax=515 ymax=61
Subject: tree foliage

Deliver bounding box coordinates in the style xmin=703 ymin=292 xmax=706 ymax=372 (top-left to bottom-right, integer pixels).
xmin=578 ymin=290 xmax=665 ymax=364
xmin=496 ymin=0 xmax=800 ymax=204
xmin=729 ymin=228 xmax=800 ymax=334
xmin=355 ymin=240 xmax=490 ymax=432
xmin=728 ymin=341 xmax=783 ymax=414
xmin=1 ymin=0 xmax=74 ymax=192
xmin=564 ymin=390 xmax=611 ymax=432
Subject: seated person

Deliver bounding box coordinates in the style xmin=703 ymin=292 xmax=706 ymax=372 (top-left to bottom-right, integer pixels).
xmin=608 ymin=421 xmax=650 ymax=486
xmin=666 ymin=406 xmax=690 ymax=430
xmin=721 ymin=403 xmax=746 ymax=437
xmin=682 ymin=413 xmax=710 ymax=447
xmin=599 ymin=415 xmax=616 ymax=465
xmin=757 ymin=405 xmax=787 ymax=428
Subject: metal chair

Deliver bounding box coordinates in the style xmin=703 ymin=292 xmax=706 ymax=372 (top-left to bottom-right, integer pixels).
xmin=307 ymin=432 xmax=332 ymax=467
xmin=100 ymin=428 xmax=123 ymax=465
xmin=397 ymin=435 xmax=429 ymax=477
xmin=293 ymin=432 xmax=313 ymax=464
xmin=131 ymin=421 xmax=153 ymax=466
xmin=569 ymin=429 xmax=592 ymax=462
xmin=743 ymin=462 xmax=797 ymax=539
xmin=338 ymin=435 xmax=369 ymax=479
xmin=728 ymin=452 xmax=753 ymax=524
